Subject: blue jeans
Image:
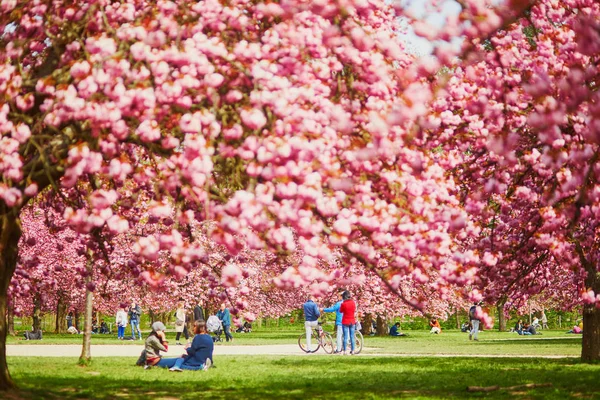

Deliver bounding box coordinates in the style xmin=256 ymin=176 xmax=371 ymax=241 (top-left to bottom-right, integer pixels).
xmin=173 ymin=357 xmax=204 ymax=371
xmin=130 ymin=320 xmax=142 ymax=339
xmin=342 ymin=324 xmax=355 ymax=353
xmin=155 ymin=357 xmax=178 ymax=368
xmin=118 ymin=325 xmax=125 ymax=339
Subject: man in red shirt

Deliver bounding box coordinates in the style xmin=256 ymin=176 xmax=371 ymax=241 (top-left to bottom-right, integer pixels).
xmin=339 ymin=291 xmax=357 ymax=355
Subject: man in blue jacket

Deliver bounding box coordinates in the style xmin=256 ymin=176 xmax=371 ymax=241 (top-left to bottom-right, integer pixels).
xmin=322 ymin=294 xmax=343 ymax=353
xmin=217 ymin=304 xmax=233 ymax=342
xmin=303 ymin=295 xmax=320 ymax=352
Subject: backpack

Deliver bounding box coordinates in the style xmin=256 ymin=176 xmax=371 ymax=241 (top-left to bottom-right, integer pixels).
xmin=136 ymin=350 xmax=147 ymax=366
xmin=469 ymin=306 xmax=477 ymax=319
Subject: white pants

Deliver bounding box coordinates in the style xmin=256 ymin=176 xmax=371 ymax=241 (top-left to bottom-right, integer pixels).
xmin=471 ymin=320 xmax=480 ymax=340
xmin=305 ymin=321 xmax=319 ymax=351
xmin=430 ymin=327 xmax=441 ymax=334
xmin=336 ymin=324 xmax=343 ymax=352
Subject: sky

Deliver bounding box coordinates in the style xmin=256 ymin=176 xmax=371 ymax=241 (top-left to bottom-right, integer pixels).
xmin=396 ymin=0 xmax=463 ymax=56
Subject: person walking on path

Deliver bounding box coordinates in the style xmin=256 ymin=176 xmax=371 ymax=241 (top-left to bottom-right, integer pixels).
xmin=129 ymin=301 xmax=142 ymax=340
xmin=469 ymin=302 xmax=481 ymax=341
xmin=339 ymin=291 xmax=357 ymax=355
xmin=144 ymin=322 xmax=175 ymax=369
xmin=303 ymin=295 xmax=320 ymax=352
xmin=217 ymin=303 xmax=233 ymax=342
xmin=322 ymin=293 xmax=343 ymax=353
xmin=193 ymin=301 xmax=205 ymax=322
xmin=116 ymin=306 xmax=128 ymax=340
xmin=175 ymin=301 xmax=190 ymax=345
xmin=168 ymin=320 xmax=214 ymax=372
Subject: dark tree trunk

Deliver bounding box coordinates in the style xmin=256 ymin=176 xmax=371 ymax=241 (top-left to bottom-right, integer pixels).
xmin=7 ymin=302 xmax=14 ymax=336
xmin=376 ymin=315 xmax=388 ymax=336
xmin=32 ymin=293 xmax=42 ymax=332
xmin=75 ymin=311 xmax=80 ymax=331
xmin=582 ymin=269 xmax=600 ymax=362
xmin=79 ymin=261 xmax=94 ymax=364
xmin=0 ymin=216 xmax=22 ymax=390
xmin=362 ymin=314 xmax=373 ymax=335
xmin=497 ymin=300 xmax=507 ymax=332
xmin=55 ymin=294 xmax=68 ymax=333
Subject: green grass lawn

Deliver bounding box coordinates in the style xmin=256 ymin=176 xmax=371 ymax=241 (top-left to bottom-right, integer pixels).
xmin=8 ymin=329 xmax=583 ymax=357
xmin=6 ymin=356 xmax=600 ymax=399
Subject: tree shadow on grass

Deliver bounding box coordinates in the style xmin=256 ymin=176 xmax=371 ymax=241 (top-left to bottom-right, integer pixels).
xmin=9 ymin=357 xmax=600 ymax=400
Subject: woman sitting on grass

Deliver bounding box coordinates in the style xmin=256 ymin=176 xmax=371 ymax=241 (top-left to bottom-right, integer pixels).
xmin=144 ymin=322 xmax=173 ymax=369
xmin=168 ymin=320 xmax=214 ymax=372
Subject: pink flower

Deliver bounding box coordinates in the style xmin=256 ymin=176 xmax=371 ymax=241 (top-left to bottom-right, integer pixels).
xmin=13 ymin=124 xmax=31 ymax=143
xmin=225 ymin=90 xmax=243 ymax=103
xmin=205 ymin=73 xmax=225 ymax=88
xmin=221 ymin=263 xmax=243 ymax=287
xmin=136 ymin=120 xmax=161 ymax=142
xmin=240 ymin=108 xmax=267 ymax=130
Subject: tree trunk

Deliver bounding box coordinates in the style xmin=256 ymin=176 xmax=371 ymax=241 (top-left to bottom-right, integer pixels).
xmin=55 ymin=294 xmax=68 ymax=333
xmin=582 ymin=269 xmax=600 ymax=362
xmin=32 ymin=293 xmax=41 ymax=332
xmin=376 ymin=315 xmax=388 ymax=336
xmin=75 ymin=311 xmax=80 ymax=331
xmin=79 ymin=261 xmax=94 ymax=365
xmin=0 ymin=216 xmax=22 ymax=390
xmin=455 ymin=309 xmax=460 ymax=330
xmin=362 ymin=314 xmax=373 ymax=335
xmin=7 ymin=302 xmax=14 ymax=336
xmin=497 ymin=301 xmax=506 ymax=332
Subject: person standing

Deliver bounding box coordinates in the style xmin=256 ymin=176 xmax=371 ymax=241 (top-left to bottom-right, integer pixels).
xmin=303 ymin=295 xmax=320 ymax=353
xmin=175 ymin=301 xmax=190 ymax=345
xmin=339 ymin=291 xmax=357 ymax=355
xmin=217 ymin=303 xmax=233 ymax=342
xmin=116 ymin=306 xmax=128 ymax=340
xmin=129 ymin=301 xmax=142 ymax=340
xmin=469 ymin=302 xmax=481 ymax=341
xmin=322 ymin=293 xmax=343 ymax=353
xmin=541 ymin=311 xmax=548 ymax=330
xmin=66 ymin=311 xmax=73 ymax=329
xmin=193 ymin=301 xmax=205 ymax=322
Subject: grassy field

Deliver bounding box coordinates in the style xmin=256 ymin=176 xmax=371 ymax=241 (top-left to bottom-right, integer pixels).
xmin=5 ymin=329 xmax=595 ymax=399
xmin=8 ymin=329 xmax=583 ymax=357
xmin=6 ymin=355 xmax=600 ymax=399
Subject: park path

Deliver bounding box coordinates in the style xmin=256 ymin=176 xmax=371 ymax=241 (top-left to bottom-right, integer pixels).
xmin=6 ymin=344 xmax=575 ymax=358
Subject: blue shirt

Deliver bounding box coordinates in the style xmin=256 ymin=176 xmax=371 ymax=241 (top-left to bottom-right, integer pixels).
xmin=390 ymin=325 xmax=401 ymax=336
xmin=183 ymin=334 xmax=214 ymax=366
xmin=304 ymin=300 xmax=320 ymax=322
xmin=323 ymin=301 xmax=342 ymax=326
xmin=217 ymin=308 xmax=231 ymax=327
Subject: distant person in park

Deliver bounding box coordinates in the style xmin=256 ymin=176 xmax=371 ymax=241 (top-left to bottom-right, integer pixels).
xmin=67 ymin=326 xmax=79 ymax=334
xmin=429 ymin=318 xmax=441 ymax=334
xmin=461 ymin=321 xmax=472 ymax=332
xmin=531 ymin=316 xmax=540 ymax=330
xmin=469 ymin=302 xmax=481 ymax=341
xmin=217 ymin=303 xmax=233 ymax=342
xmin=541 ymin=311 xmax=548 ymax=330
xmin=116 ymin=306 xmax=128 ymax=340
xmin=340 ymin=290 xmax=357 ymax=355
xmin=236 ymin=321 xmax=252 ymax=333
xmin=129 ymin=301 xmax=142 ymax=340
xmin=322 ymin=292 xmax=343 ymax=353
xmin=303 ymin=295 xmax=320 ymax=352
xmin=389 ymin=322 xmax=406 ymax=337
xmin=92 ymin=317 xmax=99 ymax=334
xmin=514 ymin=319 xmax=524 ymax=335
xmin=193 ymin=301 xmax=205 ymax=322
xmin=175 ymin=301 xmax=190 ymax=345
xmin=99 ymin=319 xmax=110 ymax=334
xmin=144 ymin=322 xmax=173 ymax=369
xmin=23 ymin=327 xmax=43 ymax=340
xmin=66 ymin=311 xmax=73 ymax=328
xmin=168 ymin=320 xmax=214 ymax=372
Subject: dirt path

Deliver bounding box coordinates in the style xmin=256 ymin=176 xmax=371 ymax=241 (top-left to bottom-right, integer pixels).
xmin=6 ymin=344 xmax=576 ymax=358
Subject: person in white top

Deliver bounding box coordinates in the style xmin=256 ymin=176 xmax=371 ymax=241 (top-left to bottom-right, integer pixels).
xmin=116 ymin=306 xmax=128 ymax=340
xmin=175 ymin=301 xmax=190 ymax=345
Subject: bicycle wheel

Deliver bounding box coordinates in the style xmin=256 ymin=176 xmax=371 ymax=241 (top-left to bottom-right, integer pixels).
xmin=353 ymin=331 xmax=364 ymax=354
xmin=298 ymin=332 xmax=321 ymax=353
xmin=321 ymin=333 xmax=335 ymax=354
